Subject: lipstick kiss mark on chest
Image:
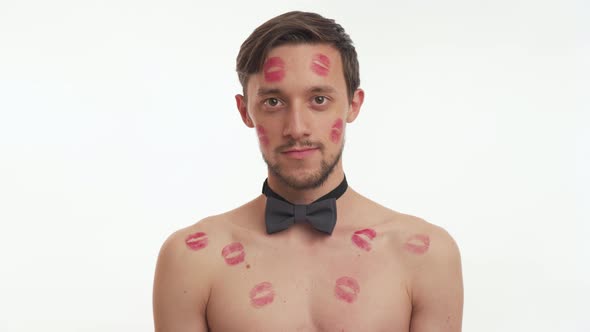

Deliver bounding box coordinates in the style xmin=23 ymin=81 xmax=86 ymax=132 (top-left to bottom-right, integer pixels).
xmin=249 ymin=281 xmax=275 ymax=308
xmin=351 ymin=228 xmax=377 ymax=251
xmin=334 ymin=276 xmax=360 ymax=303
xmin=221 ymin=242 xmax=246 ymax=266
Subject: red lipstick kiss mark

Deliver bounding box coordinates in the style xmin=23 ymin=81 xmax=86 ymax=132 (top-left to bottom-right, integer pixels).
xmin=221 ymin=242 xmax=245 ymax=266
xmin=249 ymin=281 xmax=275 ymax=308
xmin=256 ymin=126 xmax=269 ymax=146
xmin=330 ymin=118 xmax=344 ymax=143
xmin=263 ymin=57 xmax=285 ymax=82
xmin=311 ymin=53 xmax=330 ymax=76
xmin=334 ymin=276 xmax=360 ymax=303
xmin=404 ymin=234 xmax=430 ymax=254
xmin=185 ymin=232 xmax=208 ymax=251
xmin=351 ymin=228 xmax=377 ymax=251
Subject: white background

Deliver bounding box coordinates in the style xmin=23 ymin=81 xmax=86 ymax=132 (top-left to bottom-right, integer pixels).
xmin=1 ymin=0 xmax=588 ymax=331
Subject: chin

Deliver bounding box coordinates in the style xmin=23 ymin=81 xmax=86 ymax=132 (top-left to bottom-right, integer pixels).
xmin=267 ymin=162 xmax=336 ymax=190
xmin=262 ymin=146 xmax=343 ymax=190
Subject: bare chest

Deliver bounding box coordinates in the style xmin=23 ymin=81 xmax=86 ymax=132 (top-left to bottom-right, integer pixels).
xmin=206 ymin=238 xmax=412 ymax=332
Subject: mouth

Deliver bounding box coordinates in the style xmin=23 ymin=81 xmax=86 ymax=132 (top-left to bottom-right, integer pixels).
xmin=281 ymin=147 xmax=319 ymax=159
xmin=283 ymin=147 xmax=318 ymax=153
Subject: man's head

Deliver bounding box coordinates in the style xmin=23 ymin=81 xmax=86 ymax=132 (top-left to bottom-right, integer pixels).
xmin=235 ymin=12 xmax=364 ymax=190
xmin=236 ymin=11 xmax=360 ymax=103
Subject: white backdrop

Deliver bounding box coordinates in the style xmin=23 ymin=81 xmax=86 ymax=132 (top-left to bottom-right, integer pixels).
xmin=1 ymin=0 xmax=588 ymax=331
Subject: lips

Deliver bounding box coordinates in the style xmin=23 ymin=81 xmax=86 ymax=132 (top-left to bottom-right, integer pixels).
xmin=282 ymin=148 xmax=318 ymax=159
xmin=185 ymin=232 xmax=208 ymax=251
xmin=221 ymin=242 xmax=245 ymax=265
xmin=249 ymin=281 xmax=275 ymax=308
xmin=334 ymin=276 xmax=360 ymax=303
xmin=351 ymin=228 xmax=377 ymax=252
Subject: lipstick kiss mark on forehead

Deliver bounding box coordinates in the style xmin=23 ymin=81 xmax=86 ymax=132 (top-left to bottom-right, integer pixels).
xmin=404 ymin=234 xmax=431 ymax=255
xmin=311 ymin=53 xmax=330 ymax=76
xmin=185 ymin=232 xmax=208 ymax=251
xmin=263 ymin=57 xmax=285 ymax=82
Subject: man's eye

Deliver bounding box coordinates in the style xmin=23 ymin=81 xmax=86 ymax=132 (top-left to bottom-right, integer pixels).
xmin=265 ymin=98 xmax=280 ymax=107
xmin=314 ymin=96 xmax=326 ymax=104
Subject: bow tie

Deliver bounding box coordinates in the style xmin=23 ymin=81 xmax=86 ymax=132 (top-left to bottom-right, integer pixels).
xmin=262 ymin=176 xmax=348 ymax=235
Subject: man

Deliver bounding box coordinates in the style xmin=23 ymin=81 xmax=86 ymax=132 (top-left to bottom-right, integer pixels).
xmin=153 ymin=11 xmax=463 ymax=332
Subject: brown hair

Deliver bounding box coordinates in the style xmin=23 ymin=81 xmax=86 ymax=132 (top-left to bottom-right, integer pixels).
xmin=236 ymin=11 xmax=360 ymax=103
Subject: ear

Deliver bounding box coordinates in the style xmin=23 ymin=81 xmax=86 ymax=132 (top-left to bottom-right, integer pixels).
xmin=346 ymin=88 xmax=364 ymax=123
xmin=235 ymin=94 xmax=254 ymax=128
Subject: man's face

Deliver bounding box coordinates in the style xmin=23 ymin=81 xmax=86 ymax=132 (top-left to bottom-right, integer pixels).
xmin=236 ymin=43 xmax=363 ymax=190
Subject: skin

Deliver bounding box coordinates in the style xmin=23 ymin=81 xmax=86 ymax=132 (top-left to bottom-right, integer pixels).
xmin=153 ymin=43 xmax=463 ymax=331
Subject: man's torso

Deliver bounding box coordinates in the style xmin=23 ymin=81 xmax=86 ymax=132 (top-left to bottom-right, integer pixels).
xmin=172 ymin=190 xmax=438 ymax=331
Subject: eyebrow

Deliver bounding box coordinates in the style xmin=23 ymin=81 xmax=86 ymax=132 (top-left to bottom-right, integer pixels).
xmin=256 ymin=85 xmax=337 ymax=97
xmin=257 ymin=87 xmax=281 ymax=97
xmin=309 ymin=85 xmax=336 ymax=94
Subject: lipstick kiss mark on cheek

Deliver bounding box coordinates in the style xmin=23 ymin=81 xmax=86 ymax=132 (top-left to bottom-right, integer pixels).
xmin=263 ymin=57 xmax=285 ymax=82
xmin=351 ymin=228 xmax=377 ymax=251
xmin=256 ymin=126 xmax=269 ymax=146
xmin=311 ymin=53 xmax=330 ymax=76
xmin=249 ymin=281 xmax=275 ymax=308
xmin=334 ymin=276 xmax=360 ymax=303
xmin=221 ymin=242 xmax=246 ymax=266
xmin=404 ymin=234 xmax=431 ymax=254
xmin=330 ymin=119 xmax=344 ymax=144
xmin=185 ymin=232 xmax=208 ymax=251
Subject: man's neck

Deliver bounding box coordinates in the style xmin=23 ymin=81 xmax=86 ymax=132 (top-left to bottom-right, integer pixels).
xmin=266 ymin=168 xmax=346 ymax=205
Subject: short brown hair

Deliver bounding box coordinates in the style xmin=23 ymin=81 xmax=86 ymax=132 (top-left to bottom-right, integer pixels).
xmin=236 ymin=11 xmax=360 ymax=103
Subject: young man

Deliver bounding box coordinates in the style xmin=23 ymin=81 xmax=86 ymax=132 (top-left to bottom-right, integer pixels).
xmin=153 ymin=11 xmax=463 ymax=332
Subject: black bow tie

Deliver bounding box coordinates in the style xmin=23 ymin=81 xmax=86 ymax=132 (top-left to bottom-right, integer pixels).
xmin=262 ymin=176 xmax=348 ymax=235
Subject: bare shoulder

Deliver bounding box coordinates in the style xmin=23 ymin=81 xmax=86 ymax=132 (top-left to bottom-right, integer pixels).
xmin=152 ymin=214 xmax=236 ymax=331
xmin=382 ymin=211 xmax=463 ymax=331
xmin=350 ymin=192 xmax=460 ymax=259
xmin=348 ymin=192 xmax=463 ymax=329
xmin=393 ymin=211 xmax=460 ymax=260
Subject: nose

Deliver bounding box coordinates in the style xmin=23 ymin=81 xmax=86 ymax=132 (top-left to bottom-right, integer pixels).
xmin=282 ymin=101 xmax=311 ymax=140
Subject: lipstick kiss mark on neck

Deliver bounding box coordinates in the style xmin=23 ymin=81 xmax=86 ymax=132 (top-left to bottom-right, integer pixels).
xmin=263 ymin=57 xmax=285 ymax=82
xmin=311 ymin=53 xmax=330 ymax=76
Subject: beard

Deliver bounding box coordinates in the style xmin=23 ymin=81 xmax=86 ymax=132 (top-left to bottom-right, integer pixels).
xmin=262 ymin=138 xmax=344 ymax=190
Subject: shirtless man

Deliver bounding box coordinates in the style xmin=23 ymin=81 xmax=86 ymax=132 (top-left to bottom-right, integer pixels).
xmin=153 ymin=11 xmax=463 ymax=332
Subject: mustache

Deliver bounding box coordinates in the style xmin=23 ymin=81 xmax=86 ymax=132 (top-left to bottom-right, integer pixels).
xmin=276 ymin=139 xmax=324 ymax=152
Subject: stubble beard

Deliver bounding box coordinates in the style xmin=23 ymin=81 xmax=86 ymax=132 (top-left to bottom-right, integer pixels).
xmin=262 ymin=139 xmax=345 ymax=190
